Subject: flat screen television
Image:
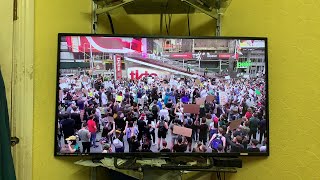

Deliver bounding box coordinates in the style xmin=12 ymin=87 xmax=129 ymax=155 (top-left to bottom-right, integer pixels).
xmin=55 ymin=34 xmax=268 ymax=157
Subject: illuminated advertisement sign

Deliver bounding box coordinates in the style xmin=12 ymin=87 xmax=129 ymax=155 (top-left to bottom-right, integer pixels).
xmin=240 ymin=40 xmax=265 ymax=48
xmin=237 ymin=61 xmax=252 ymax=68
xmin=115 ymin=54 xmax=122 ymax=80
xmin=162 ymin=52 xmax=238 ymax=60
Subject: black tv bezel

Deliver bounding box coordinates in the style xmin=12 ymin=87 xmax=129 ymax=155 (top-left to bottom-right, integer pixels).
xmin=55 ymin=33 xmax=269 ymax=158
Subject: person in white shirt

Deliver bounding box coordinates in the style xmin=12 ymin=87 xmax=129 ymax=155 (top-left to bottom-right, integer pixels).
xmin=141 ymin=93 xmax=148 ymax=105
xmin=161 ymin=90 xmax=166 ymax=100
xmin=149 ymin=118 xmax=156 ymax=145
xmin=159 ymin=106 xmax=170 ymax=121
xmin=200 ymin=88 xmax=208 ymax=98
xmin=174 ymin=102 xmax=184 ymax=120
xmin=101 ymin=89 xmax=108 ymax=106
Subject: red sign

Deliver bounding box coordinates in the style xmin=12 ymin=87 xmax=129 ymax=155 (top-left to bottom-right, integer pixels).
xmin=68 ymin=36 xmax=143 ymax=53
xmin=218 ymin=53 xmax=232 ymax=59
xmin=218 ymin=53 xmax=239 ymax=60
xmin=129 ymin=70 xmax=157 ymax=80
xmin=170 ymin=53 xmax=193 ymax=59
xmin=115 ymin=55 xmax=122 ymax=80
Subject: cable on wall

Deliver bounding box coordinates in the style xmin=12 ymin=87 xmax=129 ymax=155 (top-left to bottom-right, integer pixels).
xmin=107 ymin=13 xmax=115 ymax=34
xmin=187 ymin=6 xmax=191 ymax=36
xmin=168 ymin=13 xmax=173 ymax=34
xmin=216 ymin=172 xmax=222 ymax=180
xmin=160 ymin=13 xmax=163 ymax=34
xmin=164 ymin=0 xmax=173 ymax=35
xmin=164 ymin=0 xmax=169 ymax=35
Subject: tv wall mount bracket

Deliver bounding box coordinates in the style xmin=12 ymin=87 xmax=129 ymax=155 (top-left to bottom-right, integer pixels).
xmin=75 ymin=156 xmax=241 ymax=180
xmin=91 ymin=0 xmax=232 ymax=36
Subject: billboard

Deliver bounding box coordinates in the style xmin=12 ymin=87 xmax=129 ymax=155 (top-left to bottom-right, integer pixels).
xmin=114 ymin=54 xmax=122 ymax=80
xmin=240 ymin=40 xmax=265 ymax=48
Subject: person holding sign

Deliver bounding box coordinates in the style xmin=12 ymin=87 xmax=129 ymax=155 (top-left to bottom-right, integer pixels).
xmin=169 ymin=118 xmax=182 ymax=149
xmin=225 ymin=126 xmax=245 ymax=153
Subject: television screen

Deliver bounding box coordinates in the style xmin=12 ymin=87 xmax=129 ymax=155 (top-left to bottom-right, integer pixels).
xmin=55 ymin=34 xmax=268 ymax=156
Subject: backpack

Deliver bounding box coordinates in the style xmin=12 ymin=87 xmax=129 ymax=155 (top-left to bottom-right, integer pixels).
xmin=211 ymin=135 xmax=223 ymax=150
xmin=158 ymin=121 xmax=166 ymax=132
xmin=113 ymin=138 xmax=124 ymax=149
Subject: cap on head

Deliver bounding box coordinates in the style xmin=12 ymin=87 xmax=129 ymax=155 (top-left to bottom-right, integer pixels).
xmin=65 ymin=135 xmax=77 ymax=141
xmin=103 ymin=143 xmax=111 ymax=150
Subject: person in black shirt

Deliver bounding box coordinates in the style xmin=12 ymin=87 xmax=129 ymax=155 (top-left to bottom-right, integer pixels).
xmin=173 ymin=136 xmax=187 ymax=152
xmin=115 ymin=112 xmax=126 ymax=133
xmin=137 ymin=114 xmax=147 ymax=141
xmin=247 ymin=139 xmax=260 ymax=152
xmin=191 ymin=117 xmax=200 ymax=141
xmin=228 ymin=135 xmax=245 ymax=153
xmin=249 ymin=113 xmax=260 ymax=141
xmin=71 ymin=112 xmax=81 ymax=131
xmin=151 ymin=86 xmax=159 ymax=102
xmin=140 ymin=143 xmax=152 ymax=152
xmin=61 ymin=114 xmax=75 ymax=144
xmin=159 ymin=141 xmax=171 ymax=152
xmin=130 ymin=136 xmax=140 ymax=152
xmin=83 ymin=103 xmax=94 ymax=122
xmin=184 ymin=119 xmax=193 ymax=152
xmin=199 ymin=118 xmax=209 ymax=145
xmin=233 ymin=127 xmax=243 ymax=137
xmin=166 ymin=99 xmax=173 ymax=109
xmin=192 ymin=88 xmax=200 ymax=103
xmin=259 ymin=116 xmax=267 ymax=144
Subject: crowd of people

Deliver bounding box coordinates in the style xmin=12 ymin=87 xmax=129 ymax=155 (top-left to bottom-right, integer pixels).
xmin=57 ymin=72 xmax=268 ymax=154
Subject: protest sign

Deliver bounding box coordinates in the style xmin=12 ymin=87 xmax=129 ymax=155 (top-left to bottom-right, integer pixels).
xmin=196 ymin=97 xmax=206 ymax=105
xmin=183 ymin=104 xmax=200 ymax=114
xmin=229 ymin=119 xmax=243 ymax=130
xmin=173 ymin=126 xmax=192 ymax=137
xmin=255 ymin=89 xmax=261 ymax=96
xmin=206 ymin=95 xmax=215 ymax=103
xmin=116 ymin=95 xmax=123 ymax=102
xmin=195 ymin=79 xmax=201 ymax=85
xmin=219 ymin=92 xmax=228 ymax=105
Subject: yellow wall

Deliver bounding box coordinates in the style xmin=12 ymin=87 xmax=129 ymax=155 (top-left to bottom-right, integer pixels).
xmin=34 ymin=0 xmax=320 ymax=179
xmin=33 ymin=1 xmax=215 ymax=180
xmin=34 ymin=0 xmax=92 ymax=179
xmin=0 ymin=0 xmax=13 ymax=120
xmin=221 ymin=0 xmax=320 ymax=179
